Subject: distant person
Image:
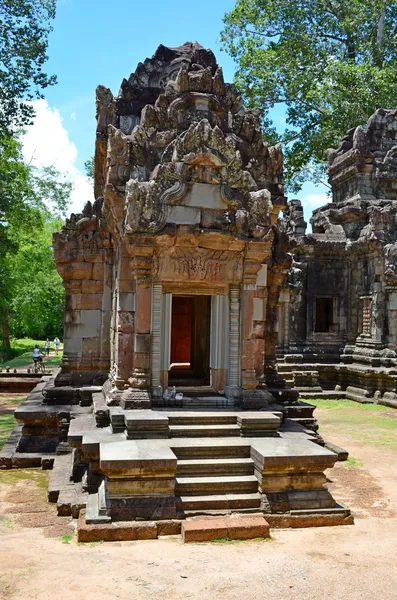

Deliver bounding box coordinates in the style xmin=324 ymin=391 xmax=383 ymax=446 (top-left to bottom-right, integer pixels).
xmin=54 ymin=337 xmax=60 ymax=355
xmin=32 ymin=344 xmax=43 ymax=364
xmin=44 ymin=338 xmax=50 ymax=355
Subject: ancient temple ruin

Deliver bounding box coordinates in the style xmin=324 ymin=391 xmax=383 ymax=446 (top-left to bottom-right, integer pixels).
xmin=278 ymin=109 xmax=397 ymax=407
xmin=0 ymin=43 xmax=357 ymax=541
xmin=54 ymin=41 xmax=292 ymax=409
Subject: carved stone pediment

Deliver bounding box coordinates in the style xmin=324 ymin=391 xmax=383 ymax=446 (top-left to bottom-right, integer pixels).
xmin=153 ymin=247 xmax=243 ymax=283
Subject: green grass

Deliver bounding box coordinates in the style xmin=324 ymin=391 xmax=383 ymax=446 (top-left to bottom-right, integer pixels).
xmin=0 ymin=415 xmax=17 ymax=450
xmin=0 ymin=338 xmax=63 ymax=369
xmin=0 ymin=395 xmax=25 ymax=450
xmin=310 ymin=399 xmax=397 ymax=452
xmin=1 ymin=349 xmax=63 ymax=369
xmin=344 ymin=456 xmax=364 ymax=469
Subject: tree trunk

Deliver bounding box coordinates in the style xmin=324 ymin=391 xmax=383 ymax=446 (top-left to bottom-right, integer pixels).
xmin=375 ymin=9 xmax=386 ymax=66
xmin=1 ymin=307 xmax=10 ymax=349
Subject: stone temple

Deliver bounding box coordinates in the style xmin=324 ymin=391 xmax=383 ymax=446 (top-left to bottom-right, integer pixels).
xmin=13 ymin=41 xmax=397 ymax=540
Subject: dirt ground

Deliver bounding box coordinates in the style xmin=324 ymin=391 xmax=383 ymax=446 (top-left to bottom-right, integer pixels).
xmin=1 ymin=402 xmax=397 ymax=600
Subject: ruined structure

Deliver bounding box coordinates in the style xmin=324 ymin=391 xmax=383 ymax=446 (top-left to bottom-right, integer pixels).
xmin=54 ymin=41 xmax=292 ymax=408
xmin=0 ymin=43 xmax=352 ymax=541
xmin=278 ymin=109 xmax=397 ymax=407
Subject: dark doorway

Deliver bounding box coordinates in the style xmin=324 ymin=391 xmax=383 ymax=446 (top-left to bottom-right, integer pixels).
xmin=169 ymin=295 xmax=211 ymax=385
xmin=315 ymin=297 xmax=334 ymax=333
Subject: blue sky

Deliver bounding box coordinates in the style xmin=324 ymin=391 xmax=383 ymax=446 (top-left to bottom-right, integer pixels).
xmin=22 ymin=0 xmax=328 ymax=218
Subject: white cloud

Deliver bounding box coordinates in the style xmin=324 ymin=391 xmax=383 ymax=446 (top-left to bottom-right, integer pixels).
xmin=300 ymin=192 xmax=329 ymax=212
xmin=22 ymin=99 xmax=93 ymax=214
xmin=70 ymin=112 xmax=76 ymax=120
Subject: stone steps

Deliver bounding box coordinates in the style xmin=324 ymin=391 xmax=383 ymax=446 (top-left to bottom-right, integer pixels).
xmin=168 ymin=412 xmax=237 ymax=425
xmin=176 ymin=492 xmax=262 ymax=511
xmin=169 ymin=424 xmax=241 ymax=437
xmin=176 ymin=458 xmax=254 ymax=477
xmin=175 ymin=475 xmax=258 ymax=496
xmin=172 ymin=442 xmax=251 ymax=459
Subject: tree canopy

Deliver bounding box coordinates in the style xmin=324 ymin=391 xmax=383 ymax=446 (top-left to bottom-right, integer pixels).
xmin=0 ymin=0 xmax=57 ymax=132
xmin=0 ymin=134 xmax=71 ymax=347
xmin=222 ymin=0 xmax=397 ymax=190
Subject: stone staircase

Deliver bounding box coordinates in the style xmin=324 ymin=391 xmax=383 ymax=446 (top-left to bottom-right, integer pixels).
xmin=167 ymin=412 xmax=272 ymax=515
xmin=173 ymin=442 xmax=261 ymax=515
xmin=168 ymin=412 xmax=240 ymax=438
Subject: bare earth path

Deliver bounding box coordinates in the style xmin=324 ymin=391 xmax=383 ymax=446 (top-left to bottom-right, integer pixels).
xmin=1 ymin=400 xmax=397 ymax=600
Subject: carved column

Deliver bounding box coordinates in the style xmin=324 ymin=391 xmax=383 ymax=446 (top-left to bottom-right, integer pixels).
xmin=122 ymin=242 xmax=153 ymax=408
xmin=210 ymin=294 xmax=229 ymax=391
xmin=160 ymin=293 xmax=172 ymax=390
xmin=225 ymin=284 xmax=241 ymax=399
xmin=150 ymin=283 xmax=162 ymax=396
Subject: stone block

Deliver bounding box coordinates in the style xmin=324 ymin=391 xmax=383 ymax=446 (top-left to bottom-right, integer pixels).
xmin=200 ymin=209 xmax=228 ymax=228
xmin=119 ymin=292 xmax=136 ymax=312
xmin=117 ymin=311 xmax=135 ymax=333
xmin=77 ymin=513 xmax=158 ymax=542
xmin=108 ymin=496 xmax=177 ymax=520
xmin=133 ymin=352 xmax=150 ymax=369
xmin=78 ymin=310 xmax=101 ymax=337
xmin=118 ymin=333 xmax=133 ymax=354
xmin=135 ymin=285 xmax=151 ymax=333
xmin=256 ymin=264 xmax=267 ymax=286
xmin=82 ymin=280 xmax=104 ymax=294
xmin=167 ymin=206 xmax=201 ymax=225
xmin=241 ymin=340 xmax=255 ymax=370
xmin=58 ymin=262 xmax=93 ymax=280
xmin=157 ymin=520 xmax=182 ymax=536
xmin=106 ymin=477 xmax=176 ymax=497
xmin=253 ymin=297 xmax=264 ymax=321
xmin=260 ymin=473 xmax=326 ymax=491
xmin=92 ymin=263 xmax=104 ymax=280
xmin=240 ymin=389 xmax=271 ymax=410
xmin=182 ymin=516 xmax=270 ymax=542
xmin=134 ymin=333 xmax=150 ymax=353
xmin=119 ymin=278 xmax=136 ymax=293
xmin=100 ymin=440 xmax=177 ymax=479
xmin=186 ymin=183 xmax=227 ymax=209
xmin=71 ymin=294 xmax=103 ymax=311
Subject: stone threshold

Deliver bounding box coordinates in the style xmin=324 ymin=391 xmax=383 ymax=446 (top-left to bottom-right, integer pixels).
xmin=77 ymin=507 xmax=353 ymax=543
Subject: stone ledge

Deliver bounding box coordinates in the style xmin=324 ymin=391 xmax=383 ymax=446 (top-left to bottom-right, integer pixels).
xmin=77 ymin=512 xmax=158 ymax=542
xmin=182 ymin=515 xmax=270 ymax=542
xmin=265 ymin=510 xmax=354 ymax=528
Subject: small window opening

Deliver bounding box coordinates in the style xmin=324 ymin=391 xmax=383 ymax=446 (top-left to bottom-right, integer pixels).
xmin=315 ymin=297 xmax=334 ymax=333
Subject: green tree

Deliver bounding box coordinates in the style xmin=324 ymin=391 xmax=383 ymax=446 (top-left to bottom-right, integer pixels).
xmin=0 ymin=0 xmax=57 ymax=132
xmin=0 ymin=134 xmax=71 ymax=347
xmin=7 ymin=214 xmax=65 ymax=340
xmin=222 ymin=0 xmax=397 ymax=190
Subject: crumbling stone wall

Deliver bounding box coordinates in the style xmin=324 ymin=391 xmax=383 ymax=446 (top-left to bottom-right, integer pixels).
xmin=278 ymin=109 xmax=397 ymax=403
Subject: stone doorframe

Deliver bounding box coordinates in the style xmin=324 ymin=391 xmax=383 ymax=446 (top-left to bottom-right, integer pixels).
xmin=150 ymin=282 xmax=241 ymax=398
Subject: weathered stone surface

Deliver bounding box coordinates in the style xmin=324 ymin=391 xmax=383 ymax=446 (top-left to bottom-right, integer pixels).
xmin=181 ymin=516 xmax=270 ymax=542
xmin=279 ymin=109 xmax=397 ymax=401
xmin=77 ymin=512 xmax=158 ymax=542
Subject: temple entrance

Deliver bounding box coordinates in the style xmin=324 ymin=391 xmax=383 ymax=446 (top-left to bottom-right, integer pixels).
xmin=169 ymin=295 xmax=211 ymax=385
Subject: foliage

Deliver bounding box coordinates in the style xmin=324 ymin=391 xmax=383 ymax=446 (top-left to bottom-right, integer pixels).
xmin=0 ymin=134 xmax=71 ymax=343
xmin=84 ymin=156 xmax=94 ymax=181
xmin=8 ymin=216 xmax=66 ymax=339
xmin=0 ymin=0 xmax=57 ymax=132
xmin=222 ymin=0 xmax=397 ymax=191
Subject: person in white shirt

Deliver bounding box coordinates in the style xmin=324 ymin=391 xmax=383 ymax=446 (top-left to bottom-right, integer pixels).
xmin=53 ymin=337 xmax=60 ymax=355
xmin=32 ymin=345 xmax=43 ymax=363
